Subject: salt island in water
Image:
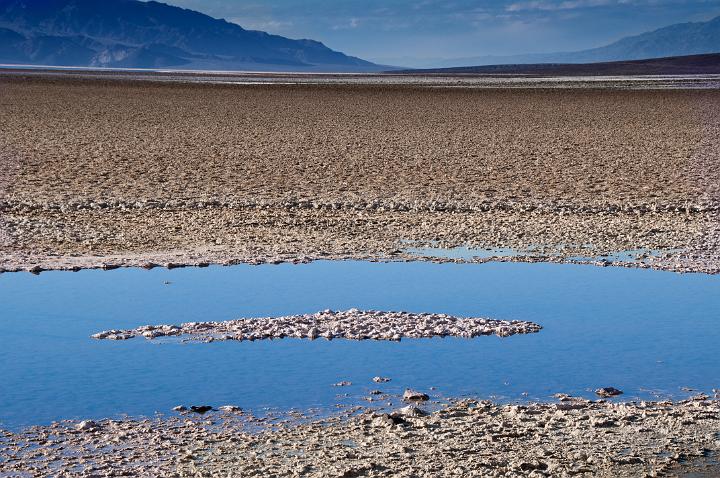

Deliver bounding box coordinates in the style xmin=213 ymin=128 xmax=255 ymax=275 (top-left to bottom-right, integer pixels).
xmin=91 ymin=309 xmax=543 ymax=342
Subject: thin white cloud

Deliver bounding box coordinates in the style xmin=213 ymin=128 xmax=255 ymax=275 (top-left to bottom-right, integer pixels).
xmin=230 ymin=17 xmax=294 ymax=33
xmin=506 ymin=0 xmax=629 ymax=12
xmin=331 ymin=18 xmax=360 ymax=30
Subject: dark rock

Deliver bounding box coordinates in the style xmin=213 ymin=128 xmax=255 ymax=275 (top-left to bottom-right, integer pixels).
xmin=403 ymin=389 xmax=430 ymax=401
xmin=595 ymin=387 xmax=623 ymax=398
xmin=391 ymin=406 xmax=428 ymax=418
xmin=373 ymin=413 xmax=407 ymax=427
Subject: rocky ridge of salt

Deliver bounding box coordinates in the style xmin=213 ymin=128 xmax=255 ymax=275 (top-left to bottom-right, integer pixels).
xmin=91 ymin=309 xmax=542 ymax=342
xmin=3 ymin=82 xmax=720 ymax=276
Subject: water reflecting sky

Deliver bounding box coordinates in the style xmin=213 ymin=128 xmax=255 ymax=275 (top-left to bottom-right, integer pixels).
xmin=1 ymin=261 xmax=718 ymax=429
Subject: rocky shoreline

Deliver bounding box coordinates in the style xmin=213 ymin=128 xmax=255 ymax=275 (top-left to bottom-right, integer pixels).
xmin=0 ymin=206 xmax=720 ymax=274
xmin=90 ymin=309 xmax=543 ymax=342
xmin=1 ymin=197 xmax=719 ymax=275
xmin=1 ymin=394 xmax=719 ymax=477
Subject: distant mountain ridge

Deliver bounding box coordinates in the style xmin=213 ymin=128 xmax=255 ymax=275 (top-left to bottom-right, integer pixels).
xmin=434 ymin=15 xmax=720 ymax=68
xmin=398 ymin=53 xmax=720 ymax=76
xmin=0 ymin=0 xmax=380 ymax=71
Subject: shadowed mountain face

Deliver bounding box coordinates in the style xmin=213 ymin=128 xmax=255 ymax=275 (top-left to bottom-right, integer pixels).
xmin=436 ymin=16 xmax=720 ymax=67
xmin=0 ymin=0 xmax=379 ymax=71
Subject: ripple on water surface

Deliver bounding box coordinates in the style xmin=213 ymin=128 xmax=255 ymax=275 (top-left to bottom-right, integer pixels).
xmin=0 ymin=260 xmax=719 ymax=429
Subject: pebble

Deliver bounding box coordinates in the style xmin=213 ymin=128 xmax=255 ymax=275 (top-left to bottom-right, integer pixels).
xmin=403 ymin=389 xmax=430 ymax=402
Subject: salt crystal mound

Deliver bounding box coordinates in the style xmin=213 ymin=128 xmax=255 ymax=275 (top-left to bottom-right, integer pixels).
xmin=91 ymin=309 xmax=542 ymax=342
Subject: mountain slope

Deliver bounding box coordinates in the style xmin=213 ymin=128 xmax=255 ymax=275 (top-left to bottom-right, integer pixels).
xmin=435 ymin=15 xmax=720 ymax=67
xmin=564 ymin=15 xmax=720 ymax=63
xmin=0 ymin=0 xmax=380 ymax=71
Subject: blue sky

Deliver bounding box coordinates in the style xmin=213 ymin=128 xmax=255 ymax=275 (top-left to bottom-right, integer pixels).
xmin=163 ymin=0 xmax=720 ymax=66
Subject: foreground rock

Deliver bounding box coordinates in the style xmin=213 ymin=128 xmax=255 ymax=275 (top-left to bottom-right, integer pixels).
xmin=74 ymin=420 xmax=98 ymax=431
xmin=91 ymin=309 xmax=542 ymax=342
xmin=1 ymin=397 xmax=719 ymax=477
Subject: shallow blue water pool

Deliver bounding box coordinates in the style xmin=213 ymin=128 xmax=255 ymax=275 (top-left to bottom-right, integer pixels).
xmin=1 ymin=260 xmax=718 ymax=429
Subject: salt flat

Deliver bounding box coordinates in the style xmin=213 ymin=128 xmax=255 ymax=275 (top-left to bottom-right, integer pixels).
xmin=2 ymin=70 xmax=720 ymax=477
xmin=1 ymin=70 xmax=719 ymax=273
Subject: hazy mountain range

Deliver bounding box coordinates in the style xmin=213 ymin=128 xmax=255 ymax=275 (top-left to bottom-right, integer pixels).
xmin=0 ymin=0 xmax=380 ymax=71
xmin=434 ymin=15 xmax=720 ymax=68
xmin=0 ymin=0 xmax=718 ymax=71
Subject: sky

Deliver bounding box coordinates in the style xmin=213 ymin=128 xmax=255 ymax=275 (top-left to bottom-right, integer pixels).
xmin=162 ymin=0 xmax=720 ymax=66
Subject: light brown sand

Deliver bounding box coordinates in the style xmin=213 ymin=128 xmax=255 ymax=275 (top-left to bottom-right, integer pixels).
xmin=1 ymin=73 xmax=719 ymax=272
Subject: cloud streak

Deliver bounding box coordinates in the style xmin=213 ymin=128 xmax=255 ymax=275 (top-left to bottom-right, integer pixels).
xmin=506 ymin=0 xmax=635 ymax=12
